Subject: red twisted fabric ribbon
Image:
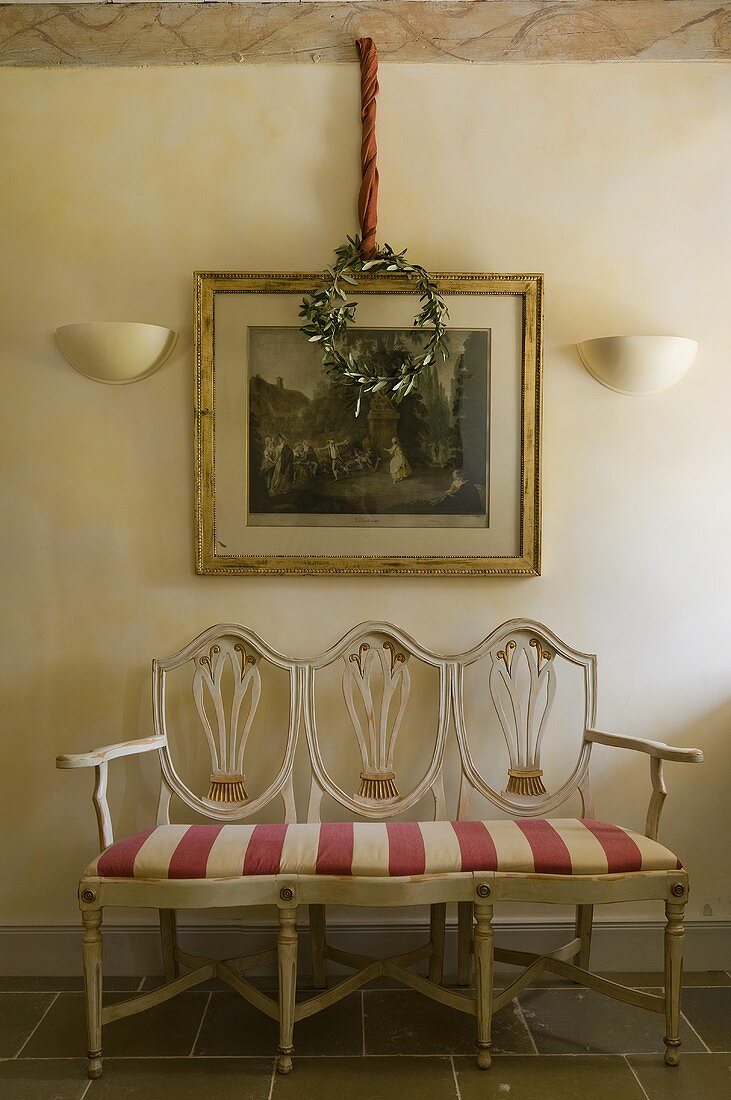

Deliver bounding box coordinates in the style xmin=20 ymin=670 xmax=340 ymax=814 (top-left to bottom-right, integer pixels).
xmin=356 ymin=37 xmax=379 ymax=260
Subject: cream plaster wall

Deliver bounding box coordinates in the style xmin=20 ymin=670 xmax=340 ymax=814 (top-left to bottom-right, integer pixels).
xmin=1 ymin=63 xmax=730 ymax=936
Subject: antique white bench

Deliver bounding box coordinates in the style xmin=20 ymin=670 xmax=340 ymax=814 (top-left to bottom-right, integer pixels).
xmin=56 ymin=620 xmax=703 ymax=1079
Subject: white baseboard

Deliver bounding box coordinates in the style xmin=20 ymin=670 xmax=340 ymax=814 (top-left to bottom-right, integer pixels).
xmin=0 ymin=919 xmax=728 ymax=977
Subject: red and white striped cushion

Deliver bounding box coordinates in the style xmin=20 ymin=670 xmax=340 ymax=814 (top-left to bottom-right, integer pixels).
xmin=88 ymin=819 xmax=680 ymax=880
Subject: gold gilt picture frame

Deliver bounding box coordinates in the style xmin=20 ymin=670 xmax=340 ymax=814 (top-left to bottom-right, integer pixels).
xmin=194 ymin=272 xmax=542 ymax=576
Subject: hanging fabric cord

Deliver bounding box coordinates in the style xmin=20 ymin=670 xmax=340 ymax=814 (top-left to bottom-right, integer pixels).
xmin=356 ymin=37 xmax=379 ymax=261
xmin=297 ymin=39 xmax=449 ymax=405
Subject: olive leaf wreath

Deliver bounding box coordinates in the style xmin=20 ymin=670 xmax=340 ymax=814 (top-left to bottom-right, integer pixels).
xmin=299 ymin=236 xmax=450 ymax=417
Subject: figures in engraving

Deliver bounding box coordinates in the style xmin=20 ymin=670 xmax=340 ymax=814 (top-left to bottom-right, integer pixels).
xmin=247 ymin=327 xmax=489 ymax=526
xmin=387 ymin=437 xmax=412 ymax=483
xmin=293 ymin=439 xmax=320 ymax=482
xmin=323 ymin=438 xmax=347 ymax=481
xmin=267 ymin=433 xmax=296 ymax=498
xmin=260 ymin=437 xmax=277 ymax=494
xmin=431 ymin=468 xmax=483 ymax=514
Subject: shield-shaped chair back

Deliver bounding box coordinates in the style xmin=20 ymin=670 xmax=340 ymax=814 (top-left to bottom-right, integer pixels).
xmin=153 ymin=624 xmax=301 ymax=823
xmin=303 ymin=622 xmax=451 ymax=821
xmin=453 ymin=619 xmax=597 ymax=819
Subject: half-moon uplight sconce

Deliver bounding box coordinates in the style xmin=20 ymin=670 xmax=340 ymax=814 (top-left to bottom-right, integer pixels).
xmin=55 ymin=322 xmax=178 ymax=384
xmin=576 ymin=335 xmax=698 ymax=396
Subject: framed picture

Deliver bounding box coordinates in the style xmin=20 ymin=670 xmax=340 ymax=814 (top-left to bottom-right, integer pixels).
xmin=194 ymin=272 xmax=542 ymax=576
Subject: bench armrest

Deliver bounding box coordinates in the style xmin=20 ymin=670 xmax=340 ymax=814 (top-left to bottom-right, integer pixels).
xmin=585 ymin=729 xmax=703 ymax=842
xmin=585 ymin=729 xmax=703 ymax=764
xmin=56 ymin=735 xmax=165 ymax=850
xmin=56 ymin=735 xmax=166 ymax=769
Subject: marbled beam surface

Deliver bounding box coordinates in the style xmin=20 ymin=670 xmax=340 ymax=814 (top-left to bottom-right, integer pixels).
xmin=1 ymin=2 xmax=730 ymax=68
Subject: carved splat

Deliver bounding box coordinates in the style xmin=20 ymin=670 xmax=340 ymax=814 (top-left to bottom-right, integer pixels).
xmin=192 ymin=639 xmax=261 ymax=804
xmin=453 ymin=620 xmax=597 ymax=817
xmin=303 ymin=623 xmax=450 ymax=821
xmin=490 ymin=634 xmax=556 ymax=799
xmin=343 ymin=639 xmax=410 ymax=802
xmin=153 ymin=625 xmax=301 ymax=823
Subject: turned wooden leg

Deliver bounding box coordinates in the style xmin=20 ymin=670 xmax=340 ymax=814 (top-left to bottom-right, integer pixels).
xmin=82 ymin=908 xmax=103 ymax=1080
xmin=309 ymin=904 xmax=327 ymax=989
xmin=159 ymin=909 xmax=179 ymax=983
xmin=428 ymin=902 xmax=447 ymax=984
xmin=664 ymin=896 xmax=686 ymax=1066
xmin=457 ymin=901 xmax=473 ymax=986
xmin=474 ymin=897 xmax=494 ymax=1070
xmin=277 ymin=902 xmax=298 ymax=1075
xmin=575 ymin=904 xmax=594 ymax=971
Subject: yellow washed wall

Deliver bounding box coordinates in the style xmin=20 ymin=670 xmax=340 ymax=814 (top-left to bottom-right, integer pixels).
xmin=0 ymin=63 xmax=729 ymax=934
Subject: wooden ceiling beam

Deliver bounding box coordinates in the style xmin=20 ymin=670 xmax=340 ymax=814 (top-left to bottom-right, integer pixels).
xmin=1 ymin=2 xmax=730 ymax=68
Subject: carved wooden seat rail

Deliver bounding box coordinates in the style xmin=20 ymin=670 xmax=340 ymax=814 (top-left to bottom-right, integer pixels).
xmin=56 ymin=620 xmax=703 ymax=1080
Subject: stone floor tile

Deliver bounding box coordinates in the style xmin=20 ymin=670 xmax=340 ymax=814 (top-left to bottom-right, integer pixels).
xmin=272 ymin=1055 xmax=457 ymax=1099
xmin=0 ymin=977 xmax=143 ymax=993
xmin=0 ymin=993 xmax=56 ymax=1057
xmin=519 ymin=987 xmax=704 ymax=1055
xmin=0 ymin=1058 xmax=89 ymax=1100
xmin=0 ymin=971 xmax=726 ymax=1100
xmin=142 ymin=974 xmax=365 ymax=992
xmin=600 ymin=971 xmax=731 ymax=988
xmin=628 ymin=1052 xmax=731 ymax=1099
xmin=679 ymin=987 xmax=731 ymax=1051
xmin=619 ymin=972 xmax=729 ymax=990
xmin=141 ymin=975 xmax=228 ymax=992
xmin=356 ymin=974 xmax=407 ymax=990
xmin=363 ymin=988 xmax=533 ymax=1055
xmin=454 ymin=1054 xmax=647 ymax=1099
xmin=91 ymin=1057 xmax=273 ymax=1099
xmin=195 ymin=990 xmax=362 ymax=1057
xmin=20 ymin=991 xmax=208 ymax=1059
xmin=498 ymin=969 xmax=731 ymax=990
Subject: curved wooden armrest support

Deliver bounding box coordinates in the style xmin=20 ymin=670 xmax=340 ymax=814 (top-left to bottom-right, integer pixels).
xmin=585 ymin=730 xmax=703 ymax=842
xmin=56 ymin=736 xmax=165 ymax=851
xmin=585 ymin=729 xmax=703 ymax=764
xmin=56 ymin=735 xmax=166 ymax=769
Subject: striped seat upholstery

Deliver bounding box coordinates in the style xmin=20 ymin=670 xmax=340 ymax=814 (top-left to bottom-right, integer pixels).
xmin=89 ymin=819 xmax=680 ymax=880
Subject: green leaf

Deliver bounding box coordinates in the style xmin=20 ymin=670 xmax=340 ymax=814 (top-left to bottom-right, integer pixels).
xmin=299 ymin=239 xmax=450 ymax=417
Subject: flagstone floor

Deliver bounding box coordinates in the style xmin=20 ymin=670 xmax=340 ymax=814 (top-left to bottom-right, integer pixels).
xmin=0 ymin=972 xmax=728 ymax=1099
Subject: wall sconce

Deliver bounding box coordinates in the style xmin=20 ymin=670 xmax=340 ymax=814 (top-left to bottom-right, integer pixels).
xmin=576 ymin=336 xmax=698 ymax=396
xmin=55 ymin=322 xmax=177 ymax=384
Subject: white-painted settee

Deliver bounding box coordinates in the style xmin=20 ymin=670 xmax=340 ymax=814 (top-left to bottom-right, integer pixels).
xmin=57 ymin=620 xmax=703 ymax=1079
